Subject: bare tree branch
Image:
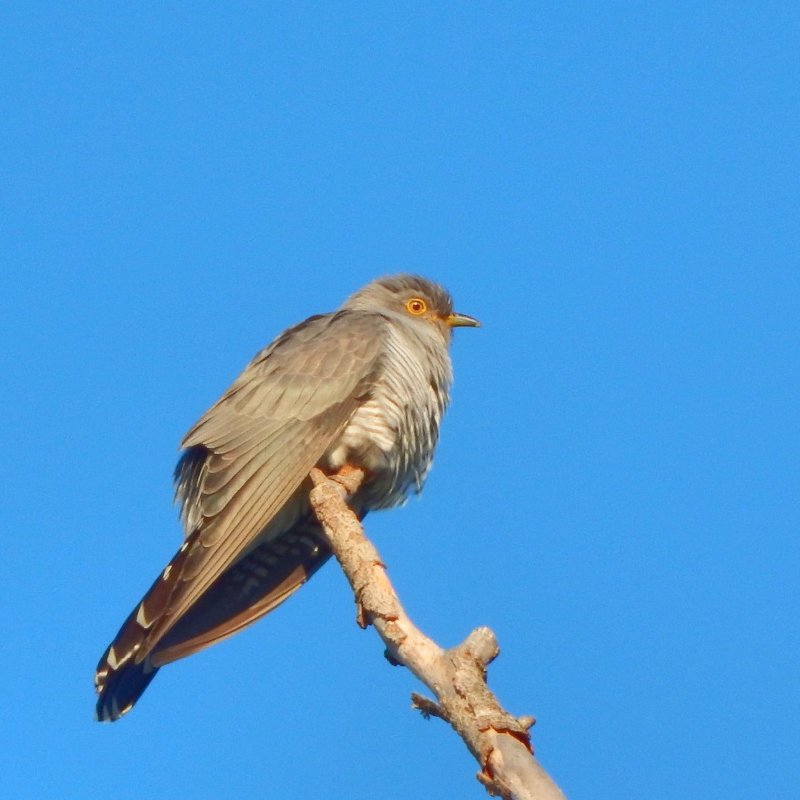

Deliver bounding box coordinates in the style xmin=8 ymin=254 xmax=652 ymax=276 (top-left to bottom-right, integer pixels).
xmin=309 ymin=467 xmax=567 ymax=800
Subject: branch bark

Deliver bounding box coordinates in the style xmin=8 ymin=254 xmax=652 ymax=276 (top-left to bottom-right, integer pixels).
xmin=309 ymin=467 xmax=567 ymax=800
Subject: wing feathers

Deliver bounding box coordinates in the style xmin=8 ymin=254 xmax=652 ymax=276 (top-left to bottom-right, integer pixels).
xmin=146 ymin=409 xmax=362 ymax=651
xmin=151 ymin=524 xmax=331 ymax=667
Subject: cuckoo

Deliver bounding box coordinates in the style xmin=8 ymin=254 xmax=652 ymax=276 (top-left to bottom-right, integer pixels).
xmin=94 ymin=274 xmax=479 ymax=721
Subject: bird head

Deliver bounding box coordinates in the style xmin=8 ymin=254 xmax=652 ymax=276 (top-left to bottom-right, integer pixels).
xmin=343 ymin=274 xmax=480 ymax=339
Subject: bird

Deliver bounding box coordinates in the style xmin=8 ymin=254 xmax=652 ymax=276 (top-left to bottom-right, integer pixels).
xmin=94 ymin=274 xmax=479 ymax=721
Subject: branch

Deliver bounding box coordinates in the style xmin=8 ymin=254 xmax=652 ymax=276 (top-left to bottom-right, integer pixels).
xmin=309 ymin=468 xmax=567 ymax=800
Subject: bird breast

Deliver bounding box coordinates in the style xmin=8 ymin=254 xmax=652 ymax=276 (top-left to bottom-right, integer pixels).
xmin=325 ymin=323 xmax=452 ymax=509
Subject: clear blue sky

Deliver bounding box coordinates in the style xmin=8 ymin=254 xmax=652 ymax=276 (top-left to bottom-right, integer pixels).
xmin=2 ymin=4 xmax=797 ymax=798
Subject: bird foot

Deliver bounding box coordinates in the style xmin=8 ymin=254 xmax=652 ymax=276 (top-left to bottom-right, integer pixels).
xmin=328 ymin=464 xmax=366 ymax=496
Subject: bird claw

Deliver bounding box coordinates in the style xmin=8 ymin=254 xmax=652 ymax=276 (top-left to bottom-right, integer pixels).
xmin=328 ymin=464 xmax=366 ymax=496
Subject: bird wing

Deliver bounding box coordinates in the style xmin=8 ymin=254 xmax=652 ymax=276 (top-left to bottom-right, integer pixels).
xmin=96 ymin=310 xmax=385 ymax=697
xmin=150 ymin=519 xmax=331 ymax=666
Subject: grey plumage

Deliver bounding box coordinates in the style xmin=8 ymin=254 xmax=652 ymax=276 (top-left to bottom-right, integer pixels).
xmin=94 ymin=274 xmax=478 ymax=721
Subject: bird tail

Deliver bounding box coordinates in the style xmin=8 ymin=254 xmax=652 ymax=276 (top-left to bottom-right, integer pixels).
xmin=94 ymin=608 xmax=160 ymax=722
xmin=94 ymin=522 xmax=334 ymax=722
xmin=93 ymin=530 xmax=199 ymax=722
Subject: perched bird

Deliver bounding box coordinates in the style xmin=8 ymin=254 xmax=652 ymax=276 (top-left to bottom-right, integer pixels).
xmin=94 ymin=274 xmax=479 ymax=721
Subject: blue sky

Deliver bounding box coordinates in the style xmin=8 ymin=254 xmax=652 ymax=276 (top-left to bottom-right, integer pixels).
xmin=1 ymin=3 xmax=797 ymax=798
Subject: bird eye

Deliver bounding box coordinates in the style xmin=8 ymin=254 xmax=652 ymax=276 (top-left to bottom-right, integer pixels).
xmin=406 ymin=297 xmax=427 ymax=315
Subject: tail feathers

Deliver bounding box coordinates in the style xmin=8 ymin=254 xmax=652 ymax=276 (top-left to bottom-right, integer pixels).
xmin=94 ymin=519 xmax=343 ymax=721
xmin=94 ymin=535 xmax=195 ymax=721
xmin=94 ymin=581 xmax=166 ymax=721
xmin=94 ymin=523 xmax=211 ymax=721
xmin=94 ymin=645 xmax=159 ymax=722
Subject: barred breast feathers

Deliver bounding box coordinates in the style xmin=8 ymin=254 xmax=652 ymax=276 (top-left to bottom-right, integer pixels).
xmin=326 ymin=316 xmax=452 ymax=509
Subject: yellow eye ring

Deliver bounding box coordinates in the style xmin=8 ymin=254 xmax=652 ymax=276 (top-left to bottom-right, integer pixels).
xmin=406 ymin=297 xmax=427 ymax=315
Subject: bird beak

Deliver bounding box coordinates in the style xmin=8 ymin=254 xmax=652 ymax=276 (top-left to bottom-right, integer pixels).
xmin=446 ymin=312 xmax=481 ymax=328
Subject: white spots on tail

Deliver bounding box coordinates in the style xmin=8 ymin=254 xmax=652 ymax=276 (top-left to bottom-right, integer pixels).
xmin=135 ymin=602 xmax=150 ymax=627
xmin=105 ymin=645 xmax=122 ymax=671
